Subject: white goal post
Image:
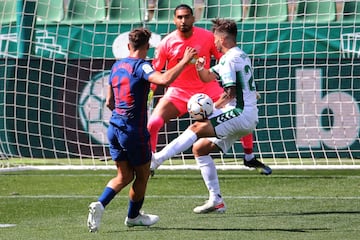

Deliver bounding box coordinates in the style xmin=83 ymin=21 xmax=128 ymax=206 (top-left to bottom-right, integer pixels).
xmin=0 ymin=0 xmax=359 ymax=170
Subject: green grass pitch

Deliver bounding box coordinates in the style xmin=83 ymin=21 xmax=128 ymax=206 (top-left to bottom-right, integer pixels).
xmin=0 ymin=169 xmax=359 ymax=240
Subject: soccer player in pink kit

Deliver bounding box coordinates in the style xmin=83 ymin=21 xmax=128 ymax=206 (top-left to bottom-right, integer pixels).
xmin=148 ymin=4 xmax=271 ymax=174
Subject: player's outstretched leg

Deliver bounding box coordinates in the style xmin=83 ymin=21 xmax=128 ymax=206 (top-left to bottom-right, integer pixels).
xmin=150 ymin=129 xmax=198 ymax=176
xmin=150 ymin=152 xmax=161 ymax=177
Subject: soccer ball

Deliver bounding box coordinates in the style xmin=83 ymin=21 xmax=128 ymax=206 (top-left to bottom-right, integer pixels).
xmin=187 ymin=93 xmax=214 ymax=120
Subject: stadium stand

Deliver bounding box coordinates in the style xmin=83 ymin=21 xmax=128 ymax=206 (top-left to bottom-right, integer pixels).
xmin=0 ymin=0 xmax=16 ymax=25
xmin=64 ymin=0 xmax=106 ymax=23
xmin=37 ymin=0 xmax=65 ymax=23
xmin=342 ymin=1 xmax=360 ymax=22
xmin=205 ymin=0 xmax=242 ymax=22
xmin=156 ymin=0 xmax=193 ymax=22
xmin=246 ymin=0 xmax=288 ymax=23
xmin=108 ymin=0 xmax=143 ymax=23
xmin=295 ymin=0 xmax=336 ymax=23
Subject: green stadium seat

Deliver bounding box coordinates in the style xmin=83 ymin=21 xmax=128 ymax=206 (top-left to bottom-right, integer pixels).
xmin=341 ymin=1 xmax=360 ymax=22
xmin=205 ymin=0 xmax=242 ymax=22
xmin=156 ymin=0 xmax=193 ymax=22
xmin=64 ymin=0 xmax=106 ymax=23
xmin=295 ymin=0 xmax=336 ymax=23
xmin=0 ymin=0 xmax=17 ymax=25
xmin=246 ymin=0 xmax=288 ymax=23
xmin=37 ymin=0 xmax=64 ymax=23
xmin=108 ymin=0 xmax=143 ymax=22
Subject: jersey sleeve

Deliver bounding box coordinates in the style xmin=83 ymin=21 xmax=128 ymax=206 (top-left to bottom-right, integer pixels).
xmin=220 ymin=56 xmax=237 ymax=88
xmin=152 ymin=41 xmax=167 ymax=71
xmin=210 ymin=63 xmax=221 ymax=80
xmin=139 ymin=61 xmax=156 ymax=81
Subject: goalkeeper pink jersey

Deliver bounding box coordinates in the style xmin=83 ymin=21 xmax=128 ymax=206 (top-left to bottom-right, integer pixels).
xmin=152 ymin=26 xmax=222 ymax=92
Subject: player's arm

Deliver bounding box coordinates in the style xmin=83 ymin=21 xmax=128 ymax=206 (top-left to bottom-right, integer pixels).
xmin=149 ymin=47 xmax=196 ymax=86
xmin=195 ymin=57 xmax=218 ymax=83
xmin=214 ymin=86 xmax=237 ymax=109
xmin=106 ymin=84 xmax=115 ymax=111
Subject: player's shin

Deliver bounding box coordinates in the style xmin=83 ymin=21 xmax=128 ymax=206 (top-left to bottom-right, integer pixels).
xmin=148 ymin=115 xmax=164 ymax=152
xmin=154 ymin=129 xmax=198 ymax=163
xmin=241 ymin=133 xmax=255 ymax=160
xmin=196 ymin=155 xmax=221 ymax=202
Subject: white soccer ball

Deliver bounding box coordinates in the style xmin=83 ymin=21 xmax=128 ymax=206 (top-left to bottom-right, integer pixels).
xmin=187 ymin=93 xmax=214 ymax=120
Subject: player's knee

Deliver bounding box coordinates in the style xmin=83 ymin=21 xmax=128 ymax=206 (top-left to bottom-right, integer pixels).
xmin=193 ymin=139 xmax=211 ymax=156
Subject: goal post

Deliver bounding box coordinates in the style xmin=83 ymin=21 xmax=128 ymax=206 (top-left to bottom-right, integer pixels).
xmin=0 ymin=0 xmax=359 ymax=170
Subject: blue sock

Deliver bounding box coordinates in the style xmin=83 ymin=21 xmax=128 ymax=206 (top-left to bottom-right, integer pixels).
xmin=98 ymin=187 xmax=117 ymax=208
xmin=127 ymin=198 xmax=144 ymax=219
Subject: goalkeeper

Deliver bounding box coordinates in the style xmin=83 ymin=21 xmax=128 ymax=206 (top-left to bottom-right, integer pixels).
xmin=148 ymin=4 xmax=266 ymax=176
xmin=151 ymin=18 xmax=272 ymax=214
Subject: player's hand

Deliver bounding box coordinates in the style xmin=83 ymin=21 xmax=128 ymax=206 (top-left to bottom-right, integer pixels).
xmin=195 ymin=56 xmax=206 ymax=71
xmin=182 ymin=47 xmax=197 ymax=64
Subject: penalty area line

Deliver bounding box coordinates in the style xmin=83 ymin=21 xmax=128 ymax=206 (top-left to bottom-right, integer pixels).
xmin=0 ymin=224 xmax=16 ymax=228
xmin=0 ymin=195 xmax=359 ymax=200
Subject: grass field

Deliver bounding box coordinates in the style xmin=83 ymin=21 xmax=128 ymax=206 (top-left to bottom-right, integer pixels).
xmin=0 ymin=169 xmax=359 ymax=240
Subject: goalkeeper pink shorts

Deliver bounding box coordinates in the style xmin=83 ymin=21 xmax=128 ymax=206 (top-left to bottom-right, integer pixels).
xmin=162 ymin=85 xmax=223 ymax=116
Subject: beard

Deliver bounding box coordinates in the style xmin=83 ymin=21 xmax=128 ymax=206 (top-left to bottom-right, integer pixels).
xmin=178 ymin=24 xmax=191 ymax=33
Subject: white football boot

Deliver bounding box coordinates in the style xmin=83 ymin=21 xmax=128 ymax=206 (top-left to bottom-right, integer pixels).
xmin=87 ymin=201 xmax=104 ymax=232
xmin=193 ymin=199 xmax=226 ymax=214
xmin=124 ymin=212 xmax=159 ymax=227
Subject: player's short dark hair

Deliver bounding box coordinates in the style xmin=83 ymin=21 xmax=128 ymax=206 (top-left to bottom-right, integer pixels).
xmin=128 ymin=28 xmax=151 ymax=50
xmin=211 ymin=18 xmax=237 ymax=41
xmin=174 ymin=4 xmax=193 ymax=16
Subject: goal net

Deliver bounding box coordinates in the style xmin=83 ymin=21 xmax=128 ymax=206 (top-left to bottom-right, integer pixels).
xmin=0 ymin=0 xmax=359 ymax=170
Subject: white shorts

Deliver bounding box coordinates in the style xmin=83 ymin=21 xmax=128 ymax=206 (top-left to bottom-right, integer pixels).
xmin=208 ymin=106 xmax=258 ymax=153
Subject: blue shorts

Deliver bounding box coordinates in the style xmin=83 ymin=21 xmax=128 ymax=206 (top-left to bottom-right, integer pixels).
xmin=107 ymin=118 xmax=151 ymax=166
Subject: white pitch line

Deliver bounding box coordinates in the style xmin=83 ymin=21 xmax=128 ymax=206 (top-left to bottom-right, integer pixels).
xmin=2 ymin=173 xmax=360 ymax=179
xmin=0 ymin=195 xmax=359 ymax=200
xmin=0 ymin=224 xmax=16 ymax=228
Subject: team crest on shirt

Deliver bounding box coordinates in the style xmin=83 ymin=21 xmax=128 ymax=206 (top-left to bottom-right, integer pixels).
xmin=142 ymin=64 xmax=154 ymax=74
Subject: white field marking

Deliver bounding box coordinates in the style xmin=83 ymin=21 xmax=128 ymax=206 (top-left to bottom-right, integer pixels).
xmin=1 ymin=164 xmax=360 ymax=173
xmin=0 ymin=224 xmax=16 ymax=228
xmin=0 ymin=195 xmax=359 ymax=200
xmin=1 ymin=173 xmax=360 ymax=179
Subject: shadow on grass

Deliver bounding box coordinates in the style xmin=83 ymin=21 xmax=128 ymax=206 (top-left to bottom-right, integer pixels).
xmin=237 ymin=210 xmax=360 ymax=218
xmin=107 ymin=211 xmax=360 ymax=234
xmin=153 ymin=227 xmax=329 ymax=233
xmin=109 ymin=226 xmax=329 ymax=233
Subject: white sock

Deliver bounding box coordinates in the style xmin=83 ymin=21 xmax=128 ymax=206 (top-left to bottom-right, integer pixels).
xmin=196 ymin=155 xmax=221 ymax=202
xmin=154 ymin=129 xmax=198 ymax=164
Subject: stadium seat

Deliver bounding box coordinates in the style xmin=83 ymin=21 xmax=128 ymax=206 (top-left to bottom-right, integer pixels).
xmin=341 ymin=1 xmax=360 ymax=22
xmin=246 ymin=0 xmax=288 ymax=23
xmin=0 ymin=0 xmax=17 ymax=25
xmin=156 ymin=0 xmax=193 ymax=22
xmin=108 ymin=0 xmax=143 ymax=22
xmin=205 ymin=0 xmax=242 ymax=22
xmin=64 ymin=0 xmax=106 ymax=23
xmin=295 ymin=0 xmax=336 ymax=23
xmin=37 ymin=0 xmax=64 ymax=23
